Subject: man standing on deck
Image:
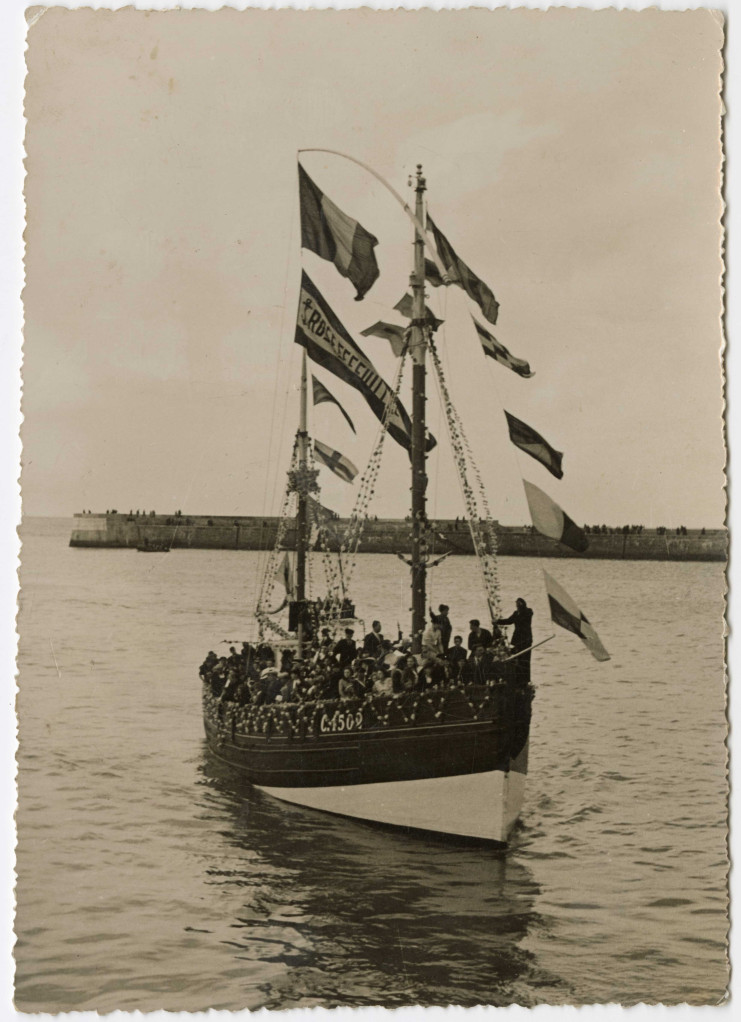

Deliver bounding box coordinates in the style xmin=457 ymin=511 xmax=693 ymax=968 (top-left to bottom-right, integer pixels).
xmin=430 ymin=603 xmax=452 ymax=654
xmin=467 ymin=619 xmax=493 ymax=653
xmin=333 ymin=628 xmax=357 ymax=669
xmin=497 ymin=597 xmax=534 ymax=683
xmin=362 ymin=620 xmax=384 ymax=659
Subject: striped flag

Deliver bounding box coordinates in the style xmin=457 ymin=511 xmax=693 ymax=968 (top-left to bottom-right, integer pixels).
xmin=311 ymin=375 xmax=356 ymax=434
xmin=505 ymin=411 xmax=563 ymax=479
xmin=360 ymin=321 xmax=409 ymax=358
xmin=394 ymin=293 xmax=444 ymax=331
xmin=314 ymin=439 xmax=358 ymax=484
xmin=427 ymin=213 xmax=499 ymax=325
xmin=473 ymin=319 xmax=533 ymax=378
xmin=523 ymin=480 xmax=588 ymax=553
xmin=543 ymin=570 xmax=610 ymax=662
xmin=298 ymin=163 xmax=379 ymax=301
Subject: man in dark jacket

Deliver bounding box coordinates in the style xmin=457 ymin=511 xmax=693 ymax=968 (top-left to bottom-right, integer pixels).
xmin=467 ymin=619 xmax=493 ymax=653
xmin=362 ymin=620 xmax=384 ymax=659
xmin=333 ymin=628 xmax=357 ymax=669
xmin=430 ymin=604 xmax=452 ymax=653
xmin=497 ymin=597 xmax=534 ymax=683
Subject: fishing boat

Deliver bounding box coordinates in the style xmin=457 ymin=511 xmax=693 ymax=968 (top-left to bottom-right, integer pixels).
xmin=201 ymin=153 xmax=609 ymax=846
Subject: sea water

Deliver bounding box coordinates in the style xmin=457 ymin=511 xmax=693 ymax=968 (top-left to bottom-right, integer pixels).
xmin=13 ymin=517 xmax=728 ymax=1010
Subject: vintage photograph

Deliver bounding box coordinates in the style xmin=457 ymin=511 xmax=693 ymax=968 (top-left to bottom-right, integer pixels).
xmin=15 ymin=5 xmax=727 ymax=1011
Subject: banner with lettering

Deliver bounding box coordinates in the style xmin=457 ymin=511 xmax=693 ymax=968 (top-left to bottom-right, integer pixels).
xmin=295 ymin=271 xmax=435 ymax=452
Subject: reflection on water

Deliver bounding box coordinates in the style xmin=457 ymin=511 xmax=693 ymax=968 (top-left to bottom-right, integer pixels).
xmin=196 ymin=751 xmax=567 ymax=1008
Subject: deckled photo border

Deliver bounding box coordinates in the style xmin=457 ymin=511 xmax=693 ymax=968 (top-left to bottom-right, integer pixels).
xmin=3 ymin=1 xmax=732 ymax=1019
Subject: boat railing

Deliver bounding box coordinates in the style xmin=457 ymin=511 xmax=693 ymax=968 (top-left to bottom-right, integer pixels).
xmin=203 ymin=673 xmax=527 ymax=743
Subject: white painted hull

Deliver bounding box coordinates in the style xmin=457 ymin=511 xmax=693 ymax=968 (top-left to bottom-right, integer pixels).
xmin=257 ymin=763 xmax=527 ymax=845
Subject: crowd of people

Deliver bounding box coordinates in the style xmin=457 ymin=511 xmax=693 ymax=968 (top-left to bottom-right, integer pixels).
xmin=200 ymin=599 xmax=534 ymax=709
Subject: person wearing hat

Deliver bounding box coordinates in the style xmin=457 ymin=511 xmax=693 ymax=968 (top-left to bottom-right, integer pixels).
xmin=333 ymin=628 xmax=357 ymax=669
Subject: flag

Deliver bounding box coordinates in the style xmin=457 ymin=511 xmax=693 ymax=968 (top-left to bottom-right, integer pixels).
xmin=523 ymin=480 xmax=588 ymax=553
xmin=426 ymin=213 xmax=499 ymax=325
xmin=424 ymin=258 xmax=445 ymax=288
xmin=473 ymin=319 xmax=533 ymax=378
xmin=311 ymin=375 xmax=356 ymax=434
xmin=314 ymin=439 xmax=358 ymax=484
xmin=543 ymin=570 xmax=610 ymax=662
xmin=393 ymin=293 xmax=444 ymax=331
xmin=360 ymin=321 xmax=409 ymax=358
xmin=278 ymin=552 xmax=295 ymax=598
xmin=505 ymin=411 xmax=563 ymax=479
xmin=295 ymin=271 xmax=435 ymax=452
xmin=298 ymin=164 xmax=379 ymax=301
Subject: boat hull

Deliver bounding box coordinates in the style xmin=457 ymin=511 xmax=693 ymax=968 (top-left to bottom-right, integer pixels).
xmin=203 ymin=682 xmax=532 ymax=845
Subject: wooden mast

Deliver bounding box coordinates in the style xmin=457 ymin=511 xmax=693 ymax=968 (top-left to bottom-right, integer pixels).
xmin=410 ymin=165 xmax=427 ymax=653
xmin=296 ymin=349 xmax=309 ymax=656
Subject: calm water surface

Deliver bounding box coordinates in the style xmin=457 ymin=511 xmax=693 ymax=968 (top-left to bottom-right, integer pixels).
xmin=15 ymin=518 xmax=728 ymax=1010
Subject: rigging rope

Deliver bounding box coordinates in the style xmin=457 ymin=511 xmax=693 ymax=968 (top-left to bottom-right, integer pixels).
xmin=427 ymin=334 xmax=506 ymax=654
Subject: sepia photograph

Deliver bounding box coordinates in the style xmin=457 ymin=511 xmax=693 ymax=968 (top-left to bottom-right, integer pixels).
xmin=10 ymin=1 xmax=728 ymax=1013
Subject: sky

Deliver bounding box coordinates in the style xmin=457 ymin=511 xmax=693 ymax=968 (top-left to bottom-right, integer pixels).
xmin=20 ymin=6 xmax=725 ymax=526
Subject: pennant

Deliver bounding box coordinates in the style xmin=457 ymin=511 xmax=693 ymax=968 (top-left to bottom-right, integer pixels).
xmin=505 ymin=411 xmax=563 ymax=479
xmin=278 ymin=552 xmax=295 ymax=599
xmin=523 ymin=480 xmax=588 ymax=553
xmin=473 ymin=319 xmax=533 ymax=378
xmin=311 ymin=375 xmax=356 ymax=434
xmin=393 ymin=293 xmax=444 ymax=331
xmin=543 ymin=570 xmax=610 ymax=662
xmin=298 ymin=163 xmax=379 ymax=301
xmin=314 ymin=439 xmax=358 ymax=484
xmin=427 ymin=213 xmax=499 ymax=325
xmin=296 ymin=272 xmax=436 ymax=452
xmin=360 ymin=321 xmax=409 ymax=358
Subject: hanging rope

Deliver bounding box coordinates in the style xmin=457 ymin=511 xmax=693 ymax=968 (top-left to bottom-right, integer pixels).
xmin=324 ymin=347 xmax=410 ymax=623
xmin=427 ymin=334 xmax=507 ymax=655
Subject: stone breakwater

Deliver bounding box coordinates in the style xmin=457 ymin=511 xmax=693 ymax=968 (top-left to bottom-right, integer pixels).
xmin=69 ymin=514 xmax=726 ymax=561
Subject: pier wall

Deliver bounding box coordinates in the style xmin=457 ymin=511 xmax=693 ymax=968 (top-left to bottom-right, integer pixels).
xmin=69 ymin=514 xmax=727 ymax=561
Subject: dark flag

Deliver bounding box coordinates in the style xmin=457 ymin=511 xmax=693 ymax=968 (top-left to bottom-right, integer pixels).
xmin=295 ymin=271 xmax=435 ymax=452
xmin=426 ymin=213 xmax=500 ymax=325
xmin=543 ymin=570 xmax=610 ymax=662
xmin=473 ymin=319 xmax=533 ymax=378
xmin=311 ymin=375 xmax=356 ymax=434
xmin=393 ymin=293 xmax=444 ymax=331
xmin=298 ymin=164 xmax=379 ymax=301
xmin=424 ymin=258 xmax=445 ymax=288
xmin=505 ymin=411 xmax=563 ymax=479
xmin=523 ymin=480 xmax=588 ymax=553
xmin=314 ymin=439 xmax=358 ymax=484
xmin=360 ymin=321 xmax=409 ymax=358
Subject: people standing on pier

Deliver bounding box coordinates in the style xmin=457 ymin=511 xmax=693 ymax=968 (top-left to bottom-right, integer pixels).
xmin=497 ymin=597 xmax=534 ymax=683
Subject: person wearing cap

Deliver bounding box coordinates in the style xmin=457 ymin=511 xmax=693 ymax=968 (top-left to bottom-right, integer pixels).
xmin=333 ymin=628 xmax=357 ymax=669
